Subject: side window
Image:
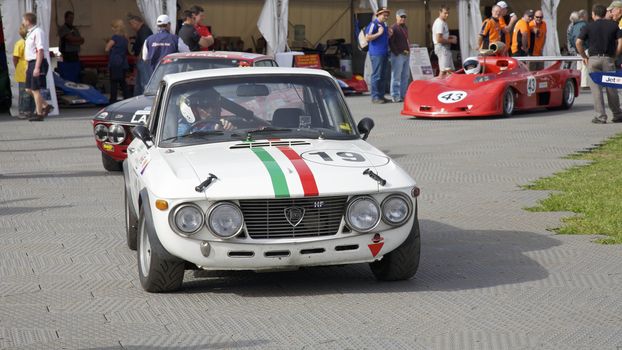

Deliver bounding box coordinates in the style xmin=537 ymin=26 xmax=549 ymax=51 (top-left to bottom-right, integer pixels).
xmin=254 ymin=60 xmax=276 ymax=67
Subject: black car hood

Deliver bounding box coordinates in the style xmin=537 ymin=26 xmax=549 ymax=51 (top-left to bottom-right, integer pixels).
xmin=93 ymin=95 xmax=155 ymax=124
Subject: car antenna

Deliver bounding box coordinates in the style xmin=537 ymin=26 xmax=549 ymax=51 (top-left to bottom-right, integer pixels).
xmin=195 ymin=173 xmax=218 ymax=192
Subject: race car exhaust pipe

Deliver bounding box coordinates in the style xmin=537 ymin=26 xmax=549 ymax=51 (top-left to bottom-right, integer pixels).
xmin=489 ymin=42 xmax=507 ymax=56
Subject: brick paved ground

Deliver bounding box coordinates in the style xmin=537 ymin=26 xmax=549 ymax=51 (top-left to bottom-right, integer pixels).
xmin=1 ymin=92 xmax=621 ymax=349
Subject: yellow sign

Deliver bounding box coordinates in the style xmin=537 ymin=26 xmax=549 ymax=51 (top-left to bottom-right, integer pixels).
xmin=102 ymin=143 xmax=114 ymax=151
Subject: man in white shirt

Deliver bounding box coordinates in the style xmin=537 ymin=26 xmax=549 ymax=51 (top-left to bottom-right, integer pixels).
xmin=432 ymin=5 xmax=457 ymax=77
xmin=22 ymin=12 xmax=53 ymax=121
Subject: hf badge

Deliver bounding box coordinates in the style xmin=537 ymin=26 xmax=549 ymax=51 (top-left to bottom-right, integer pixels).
xmin=368 ymin=233 xmax=384 ymax=258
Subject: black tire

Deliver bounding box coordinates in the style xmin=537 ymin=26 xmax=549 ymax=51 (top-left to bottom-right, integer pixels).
xmin=125 ymin=188 xmax=138 ymax=250
xmin=502 ymin=87 xmax=515 ymax=118
xmin=369 ymin=217 xmax=421 ymax=281
xmin=101 ymin=152 xmax=122 ymax=172
xmin=137 ymin=206 xmax=185 ymax=292
xmin=560 ymin=79 xmax=576 ymax=110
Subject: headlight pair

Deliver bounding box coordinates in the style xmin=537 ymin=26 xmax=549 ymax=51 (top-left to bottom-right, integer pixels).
xmin=94 ymin=124 xmax=126 ymax=145
xmin=345 ymin=194 xmax=412 ymax=232
xmin=170 ymin=202 xmax=243 ymax=239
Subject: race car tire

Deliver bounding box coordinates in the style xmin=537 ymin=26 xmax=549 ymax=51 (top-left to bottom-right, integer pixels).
xmin=560 ymin=79 xmax=576 ymax=110
xmin=502 ymin=87 xmax=515 ymax=118
xmin=137 ymin=205 xmax=185 ymax=292
xmin=369 ymin=216 xmax=421 ymax=281
xmin=101 ymin=152 xmax=122 ymax=172
xmin=125 ymin=187 xmax=138 ymax=251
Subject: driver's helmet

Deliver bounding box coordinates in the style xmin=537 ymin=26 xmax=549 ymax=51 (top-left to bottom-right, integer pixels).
xmin=463 ymin=57 xmax=481 ymax=75
xmin=180 ymin=88 xmax=221 ymax=123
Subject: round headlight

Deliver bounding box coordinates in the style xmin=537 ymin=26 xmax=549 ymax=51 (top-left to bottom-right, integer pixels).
xmin=345 ymin=196 xmax=380 ymax=232
xmin=171 ymin=204 xmax=204 ymax=235
xmin=207 ymin=202 xmax=244 ymax=239
xmin=94 ymin=124 xmax=109 ymax=142
xmin=381 ymin=194 xmax=412 ymax=226
xmin=108 ymin=124 xmax=126 ymax=145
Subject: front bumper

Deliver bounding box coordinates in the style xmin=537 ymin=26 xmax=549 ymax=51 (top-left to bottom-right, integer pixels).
xmin=95 ymin=140 xmax=129 ymax=162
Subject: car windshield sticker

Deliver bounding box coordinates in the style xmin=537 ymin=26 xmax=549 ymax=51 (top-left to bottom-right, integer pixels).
xmin=299 ymin=115 xmax=311 ymax=129
xmin=277 ymin=146 xmax=319 ymax=197
xmin=527 ymin=76 xmax=537 ymax=96
xmin=180 ymin=100 xmax=196 ymax=123
xmin=251 ymin=148 xmax=290 ymax=198
xmin=131 ymin=110 xmax=150 ymax=124
xmin=437 ymin=91 xmax=467 ymax=104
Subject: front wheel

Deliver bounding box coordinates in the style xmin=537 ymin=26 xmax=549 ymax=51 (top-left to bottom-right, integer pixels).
xmin=369 ymin=218 xmax=421 ymax=281
xmin=137 ymin=206 xmax=185 ymax=292
xmin=101 ymin=152 xmax=122 ymax=172
xmin=501 ymin=87 xmax=515 ymax=118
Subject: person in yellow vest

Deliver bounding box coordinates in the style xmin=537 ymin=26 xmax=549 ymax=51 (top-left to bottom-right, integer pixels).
xmin=12 ymin=24 xmax=34 ymax=119
xmin=511 ymin=10 xmax=533 ymax=57
xmin=529 ymin=10 xmax=547 ymax=70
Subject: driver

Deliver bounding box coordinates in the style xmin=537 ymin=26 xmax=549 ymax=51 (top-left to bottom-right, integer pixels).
xmin=463 ymin=57 xmax=481 ymax=74
xmin=180 ymin=89 xmax=235 ymax=132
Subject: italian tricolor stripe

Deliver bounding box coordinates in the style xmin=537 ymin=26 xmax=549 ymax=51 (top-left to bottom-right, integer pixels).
xmin=251 ymin=147 xmax=290 ymax=198
xmin=277 ymin=146 xmax=319 ymax=197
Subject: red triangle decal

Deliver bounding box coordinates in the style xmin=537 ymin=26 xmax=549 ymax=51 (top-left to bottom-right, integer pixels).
xmin=368 ymin=242 xmax=384 ymax=257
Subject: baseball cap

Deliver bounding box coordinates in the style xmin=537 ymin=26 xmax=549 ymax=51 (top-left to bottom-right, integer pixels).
xmin=156 ymin=14 xmax=171 ymax=25
xmin=496 ymin=1 xmax=508 ymax=9
xmin=608 ymin=1 xmax=622 ymax=10
xmin=375 ymin=7 xmax=390 ymax=16
xmin=396 ymin=9 xmax=407 ymax=17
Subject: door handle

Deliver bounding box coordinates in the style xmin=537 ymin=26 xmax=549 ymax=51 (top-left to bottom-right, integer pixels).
xmin=128 ymin=148 xmax=135 ymax=154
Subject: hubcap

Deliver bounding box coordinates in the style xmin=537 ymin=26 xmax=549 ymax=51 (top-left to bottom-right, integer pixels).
xmin=139 ymin=219 xmax=151 ymax=276
xmin=566 ymin=82 xmax=575 ymax=105
xmin=504 ymin=90 xmax=514 ymax=114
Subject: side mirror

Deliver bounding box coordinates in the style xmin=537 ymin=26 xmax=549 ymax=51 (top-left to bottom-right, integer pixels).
xmin=132 ymin=125 xmax=152 ymax=147
xmin=357 ymin=117 xmax=375 ymax=140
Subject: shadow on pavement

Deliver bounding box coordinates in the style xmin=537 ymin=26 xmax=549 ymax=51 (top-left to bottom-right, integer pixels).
xmin=178 ymin=220 xmax=558 ymax=295
xmin=0 ymin=170 xmax=119 ymax=179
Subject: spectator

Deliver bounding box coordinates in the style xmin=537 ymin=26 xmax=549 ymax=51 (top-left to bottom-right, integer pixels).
xmin=22 ymin=12 xmax=53 ymax=122
xmin=608 ymin=1 xmax=622 ymax=27
xmin=478 ymin=5 xmax=502 ymax=50
xmin=511 ymin=10 xmax=533 ymax=57
xmin=432 ymin=5 xmax=457 ymax=77
xmin=529 ymin=10 xmax=547 ymax=70
xmin=389 ymin=9 xmax=410 ymax=103
xmin=496 ymin=1 xmax=518 ymax=46
xmin=127 ymin=14 xmax=153 ymax=95
xmin=178 ymin=7 xmax=213 ymax=52
xmin=58 ymin=11 xmax=84 ymax=83
xmin=576 ymin=4 xmax=622 ymax=124
xmin=567 ymin=10 xmax=589 ymax=88
xmin=365 ymin=7 xmax=391 ymax=104
xmin=142 ymin=15 xmax=189 ymax=71
xmin=12 ymin=24 xmax=34 ymax=119
xmin=105 ymin=20 xmax=130 ymax=103
xmin=190 ymin=5 xmax=214 ymax=51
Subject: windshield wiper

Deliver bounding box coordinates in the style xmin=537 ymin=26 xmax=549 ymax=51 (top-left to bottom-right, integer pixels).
xmin=231 ymin=127 xmax=291 ymax=141
xmin=161 ymin=130 xmax=224 ymax=143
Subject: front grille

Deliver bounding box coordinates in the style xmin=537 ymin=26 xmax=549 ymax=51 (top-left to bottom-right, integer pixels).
xmin=239 ymin=196 xmax=348 ymax=239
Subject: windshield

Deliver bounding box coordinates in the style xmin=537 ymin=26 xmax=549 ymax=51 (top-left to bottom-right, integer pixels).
xmin=159 ymin=75 xmax=358 ymax=146
xmin=144 ymin=58 xmax=249 ymax=95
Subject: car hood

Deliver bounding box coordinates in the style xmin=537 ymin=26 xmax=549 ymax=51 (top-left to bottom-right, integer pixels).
xmin=156 ymin=139 xmax=415 ymax=200
xmin=93 ymin=95 xmax=154 ymax=124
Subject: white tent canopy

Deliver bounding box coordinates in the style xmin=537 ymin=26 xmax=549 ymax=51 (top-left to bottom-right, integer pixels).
xmin=257 ymin=0 xmax=289 ymax=56
xmin=458 ymin=0 xmax=482 ymax=62
xmin=542 ymin=0 xmax=561 ymax=56
xmin=136 ymin=0 xmax=177 ymax=34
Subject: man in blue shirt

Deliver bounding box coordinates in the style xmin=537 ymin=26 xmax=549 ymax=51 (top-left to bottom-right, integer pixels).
xmin=366 ymin=7 xmax=391 ymax=104
xmin=142 ymin=15 xmax=189 ymax=72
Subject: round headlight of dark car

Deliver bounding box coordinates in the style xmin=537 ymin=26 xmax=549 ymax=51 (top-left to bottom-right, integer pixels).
xmin=381 ymin=194 xmax=412 ymax=226
xmin=171 ymin=204 xmax=204 ymax=235
xmin=107 ymin=124 xmax=126 ymax=145
xmin=207 ymin=202 xmax=244 ymax=239
xmin=345 ymin=196 xmax=380 ymax=232
xmin=94 ymin=124 xmax=109 ymax=142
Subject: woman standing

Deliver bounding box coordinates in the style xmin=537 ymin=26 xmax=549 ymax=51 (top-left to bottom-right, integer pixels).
xmin=105 ymin=20 xmax=129 ymax=103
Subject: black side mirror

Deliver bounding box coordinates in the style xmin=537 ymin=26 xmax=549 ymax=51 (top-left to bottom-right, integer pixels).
xmin=132 ymin=125 xmax=152 ymax=147
xmin=357 ymin=117 xmax=375 ymax=140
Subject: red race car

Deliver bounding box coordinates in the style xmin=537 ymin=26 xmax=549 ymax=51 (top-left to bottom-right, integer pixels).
xmin=92 ymin=51 xmax=277 ymax=171
xmin=402 ymin=55 xmax=581 ymax=118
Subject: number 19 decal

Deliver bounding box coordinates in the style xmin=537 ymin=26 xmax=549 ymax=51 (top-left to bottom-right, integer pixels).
xmin=307 ymin=151 xmax=365 ymax=162
xmin=437 ymin=90 xmax=468 ymax=104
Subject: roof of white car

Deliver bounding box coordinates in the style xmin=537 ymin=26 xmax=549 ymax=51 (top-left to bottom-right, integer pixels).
xmin=162 ymin=67 xmax=334 ymax=85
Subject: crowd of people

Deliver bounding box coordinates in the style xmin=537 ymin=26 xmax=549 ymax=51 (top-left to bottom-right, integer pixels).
xmin=10 ymin=5 xmax=215 ymax=122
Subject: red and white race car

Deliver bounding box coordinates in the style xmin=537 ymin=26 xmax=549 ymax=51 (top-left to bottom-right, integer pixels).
xmin=402 ymin=55 xmax=581 ymax=118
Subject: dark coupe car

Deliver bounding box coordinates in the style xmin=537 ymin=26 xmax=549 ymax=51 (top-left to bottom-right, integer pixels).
xmin=92 ymin=51 xmax=277 ymax=171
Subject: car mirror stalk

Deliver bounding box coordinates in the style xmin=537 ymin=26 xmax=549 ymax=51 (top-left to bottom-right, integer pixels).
xmin=132 ymin=125 xmax=153 ymax=148
xmin=357 ymin=117 xmax=375 ymax=140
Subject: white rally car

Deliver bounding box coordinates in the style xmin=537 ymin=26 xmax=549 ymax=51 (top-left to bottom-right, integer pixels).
xmin=124 ymin=67 xmax=421 ymax=292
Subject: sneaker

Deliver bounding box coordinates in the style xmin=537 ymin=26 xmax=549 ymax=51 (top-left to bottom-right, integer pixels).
xmin=392 ymin=97 xmax=403 ymax=103
xmin=612 ymin=118 xmax=622 ymax=123
xmin=591 ymin=116 xmax=607 ymax=124
xmin=28 ymin=114 xmax=45 ymax=122
xmin=372 ymin=99 xmax=386 ymax=104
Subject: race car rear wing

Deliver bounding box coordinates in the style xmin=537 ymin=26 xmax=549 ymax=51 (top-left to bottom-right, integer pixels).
xmin=514 ymin=56 xmax=582 ymax=62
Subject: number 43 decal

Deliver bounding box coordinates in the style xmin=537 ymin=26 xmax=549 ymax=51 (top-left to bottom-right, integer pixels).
xmin=437 ymin=90 xmax=468 ymax=104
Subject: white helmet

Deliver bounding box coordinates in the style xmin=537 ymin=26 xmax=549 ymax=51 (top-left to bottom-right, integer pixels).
xmin=463 ymin=57 xmax=481 ymax=74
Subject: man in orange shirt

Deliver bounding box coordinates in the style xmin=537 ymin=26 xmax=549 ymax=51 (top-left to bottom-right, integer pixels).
xmin=511 ymin=10 xmax=533 ymax=56
xmin=478 ymin=5 xmax=502 ymax=50
xmin=529 ymin=10 xmax=546 ymax=69
xmin=496 ymin=1 xmax=518 ymax=46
